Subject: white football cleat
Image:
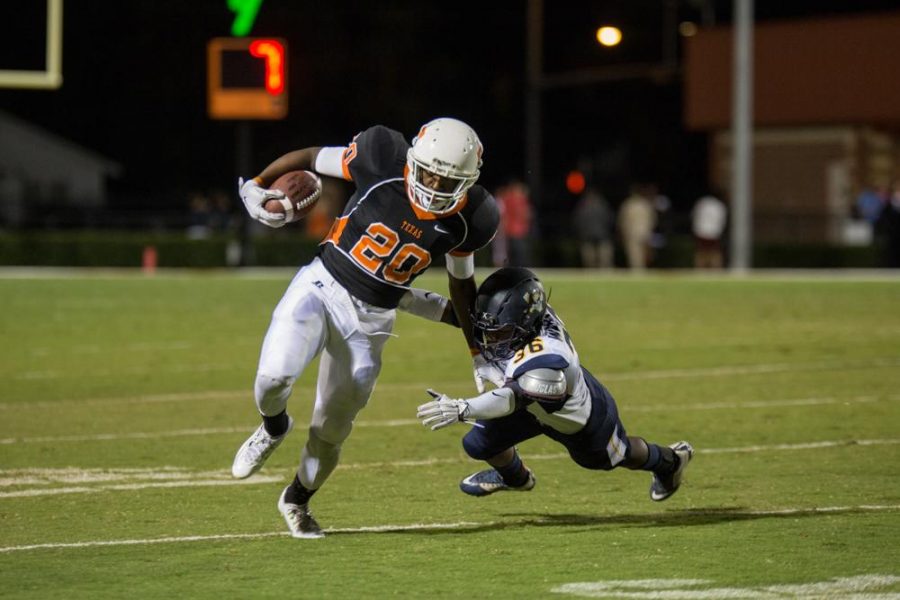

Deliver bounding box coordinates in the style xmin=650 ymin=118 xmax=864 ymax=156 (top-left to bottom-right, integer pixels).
xmin=231 ymin=417 xmax=293 ymax=479
xmin=277 ymin=487 xmax=324 ymax=539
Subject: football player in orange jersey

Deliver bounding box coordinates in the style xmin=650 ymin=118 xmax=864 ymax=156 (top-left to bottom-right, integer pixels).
xmin=233 ymin=118 xmax=502 ymax=538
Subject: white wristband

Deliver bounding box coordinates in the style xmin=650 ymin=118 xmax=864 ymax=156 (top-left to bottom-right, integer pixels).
xmin=314 ymin=146 xmax=347 ymax=179
xmin=445 ymin=253 xmax=474 ymax=279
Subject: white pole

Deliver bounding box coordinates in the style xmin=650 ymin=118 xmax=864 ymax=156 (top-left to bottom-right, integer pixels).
xmin=730 ymin=0 xmax=754 ymax=270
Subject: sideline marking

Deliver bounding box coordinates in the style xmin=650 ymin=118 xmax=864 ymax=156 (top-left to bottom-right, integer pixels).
xmin=2 ymin=394 xmax=896 ymax=444
xmin=1 ymin=506 xmax=898 ymax=555
xmin=3 ymin=266 xmax=899 ymax=280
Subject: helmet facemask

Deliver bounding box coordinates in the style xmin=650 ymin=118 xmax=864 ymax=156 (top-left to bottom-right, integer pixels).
xmin=406 ymin=155 xmax=478 ymax=214
xmin=405 ymin=118 xmax=482 ymax=215
xmin=472 ymin=314 xmax=533 ymax=362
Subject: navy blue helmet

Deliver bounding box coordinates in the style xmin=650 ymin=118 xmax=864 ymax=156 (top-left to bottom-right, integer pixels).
xmin=472 ymin=267 xmax=547 ymax=361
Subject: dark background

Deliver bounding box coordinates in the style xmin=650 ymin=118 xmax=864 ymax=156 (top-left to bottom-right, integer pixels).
xmin=2 ymin=0 xmax=898 ymax=219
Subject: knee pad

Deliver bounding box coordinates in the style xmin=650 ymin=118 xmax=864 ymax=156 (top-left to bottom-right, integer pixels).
xmin=462 ymin=430 xmax=494 ymax=461
xmin=569 ymin=451 xmax=616 ymax=471
xmin=254 ymin=372 xmax=295 ymax=416
xmin=306 ymin=428 xmax=341 ymax=457
xmin=349 ymin=365 xmax=379 ymax=405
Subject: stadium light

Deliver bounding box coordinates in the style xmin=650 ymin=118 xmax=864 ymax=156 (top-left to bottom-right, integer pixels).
xmin=596 ymin=26 xmax=622 ymax=47
xmin=679 ymin=21 xmax=699 ymax=37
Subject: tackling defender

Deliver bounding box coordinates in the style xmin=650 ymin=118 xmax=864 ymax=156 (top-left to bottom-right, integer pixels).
xmin=234 ymin=118 xmax=499 ymax=538
xmin=416 ymin=267 xmax=693 ymax=500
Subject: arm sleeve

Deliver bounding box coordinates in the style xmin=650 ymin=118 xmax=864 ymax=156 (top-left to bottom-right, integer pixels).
xmin=397 ymin=288 xmax=449 ymax=322
xmin=463 ymin=387 xmax=517 ymax=420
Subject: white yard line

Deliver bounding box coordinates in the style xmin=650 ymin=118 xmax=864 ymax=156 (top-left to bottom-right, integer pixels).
xmin=0 ymin=476 xmax=283 ymax=498
xmin=1 ymin=438 xmax=898 ymax=498
xmin=2 ymin=393 xmax=896 ymax=445
xmin=552 ymin=574 xmax=900 ymax=598
xmin=1 ymin=505 xmax=898 ymax=555
xmin=6 ymin=355 xmax=900 ymax=388
xmin=600 ymin=357 xmax=900 ymax=382
xmin=700 ymin=438 xmax=900 ymax=454
xmin=0 ymin=427 xmax=250 ymax=445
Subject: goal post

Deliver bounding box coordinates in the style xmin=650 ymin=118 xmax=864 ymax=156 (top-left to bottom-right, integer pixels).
xmin=0 ymin=0 xmax=63 ymax=90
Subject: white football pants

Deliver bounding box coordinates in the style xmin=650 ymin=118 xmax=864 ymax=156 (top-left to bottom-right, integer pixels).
xmin=255 ymin=257 xmax=395 ymax=490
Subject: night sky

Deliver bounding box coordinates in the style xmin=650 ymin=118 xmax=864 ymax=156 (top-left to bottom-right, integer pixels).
xmin=2 ymin=0 xmax=898 ymax=220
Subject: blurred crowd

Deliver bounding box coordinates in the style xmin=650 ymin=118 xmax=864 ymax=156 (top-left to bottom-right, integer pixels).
xmin=488 ymin=178 xmax=730 ymax=271
xmin=4 ymin=166 xmax=900 ymax=270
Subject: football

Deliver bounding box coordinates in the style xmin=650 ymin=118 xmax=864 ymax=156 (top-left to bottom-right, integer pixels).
xmin=264 ymin=170 xmax=322 ymax=222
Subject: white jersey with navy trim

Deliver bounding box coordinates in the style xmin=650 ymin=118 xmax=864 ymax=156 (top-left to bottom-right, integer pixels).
xmin=499 ymin=309 xmax=591 ymax=434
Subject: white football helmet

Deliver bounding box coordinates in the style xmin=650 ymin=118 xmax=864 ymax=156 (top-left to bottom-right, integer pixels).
xmin=406 ymin=118 xmax=483 ymax=215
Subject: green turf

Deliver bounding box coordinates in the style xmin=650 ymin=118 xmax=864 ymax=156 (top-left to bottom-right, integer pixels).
xmin=1 ymin=270 xmax=899 ymax=599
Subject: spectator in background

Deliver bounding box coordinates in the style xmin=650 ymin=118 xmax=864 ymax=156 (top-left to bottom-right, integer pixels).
xmin=208 ymin=190 xmax=235 ymax=232
xmin=495 ymin=179 xmax=532 ymax=267
xmin=876 ymin=179 xmax=900 ymax=268
xmin=618 ymin=183 xmax=657 ymax=270
xmin=691 ymin=193 xmax=728 ymax=269
xmin=186 ymin=191 xmax=213 ymax=239
xmin=649 ymin=189 xmax=673 ymax=267
xmin=856 ymin=183 xmax=888 ymax=225
xmin=573 ymin=187 xmax=614 ymax=269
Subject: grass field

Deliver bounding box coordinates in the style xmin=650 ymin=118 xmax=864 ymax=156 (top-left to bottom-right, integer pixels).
xmin=1 ymin=269 xmax=899 ymax=599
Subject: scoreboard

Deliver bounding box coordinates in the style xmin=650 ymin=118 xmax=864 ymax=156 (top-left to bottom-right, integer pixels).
xmin=207 ymin=37 xmax=287 ymax=120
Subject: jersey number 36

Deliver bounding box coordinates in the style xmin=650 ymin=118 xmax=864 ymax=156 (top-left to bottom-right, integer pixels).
xmin=513 ymin=338 xmax=545 ymax=363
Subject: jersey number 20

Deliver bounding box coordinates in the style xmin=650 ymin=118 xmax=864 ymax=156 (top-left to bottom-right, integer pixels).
xmin=350 ymin=223 xmax=432 ymax=285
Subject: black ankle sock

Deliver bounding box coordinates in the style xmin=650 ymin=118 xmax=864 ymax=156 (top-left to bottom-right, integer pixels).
xmin=496 ymin=452 xmax=530 ymax=487
xmin=262 ymin=410 xmax=289 ymax=437
xmin=284 ymin=474 xmax=317 ymax=505
xmin=648 ymin=445 xmax=678 ymax=476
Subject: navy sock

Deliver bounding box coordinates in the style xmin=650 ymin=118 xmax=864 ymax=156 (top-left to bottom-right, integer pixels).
xmin=641 ymin=444 xmax=677 ymax=474
xmin=284 ymin=474 xmax=317 ymax=506
xmin=262 ymin=410 xmax=289 ymax=437
xmin=496 ymin=452 xmax=530 ymax=487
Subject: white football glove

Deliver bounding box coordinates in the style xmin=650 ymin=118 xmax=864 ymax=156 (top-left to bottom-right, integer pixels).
xmin=238 ymin=177 xmax=287 ymax=228
xmin=417 ymin=389 xmax=470 ymax=431
xmin=472 ymin=352 xmax=505 ymax=393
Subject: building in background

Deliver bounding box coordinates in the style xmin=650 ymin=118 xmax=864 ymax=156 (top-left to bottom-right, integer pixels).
xmin=0 ymin=109 xmax=121 ymax=225
xmin=684 ymin=11 xmax=900 ymax=246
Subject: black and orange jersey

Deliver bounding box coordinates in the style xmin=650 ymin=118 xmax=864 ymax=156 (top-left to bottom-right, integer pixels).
xmin=318 ymin=125 xmax=499 ymax=308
